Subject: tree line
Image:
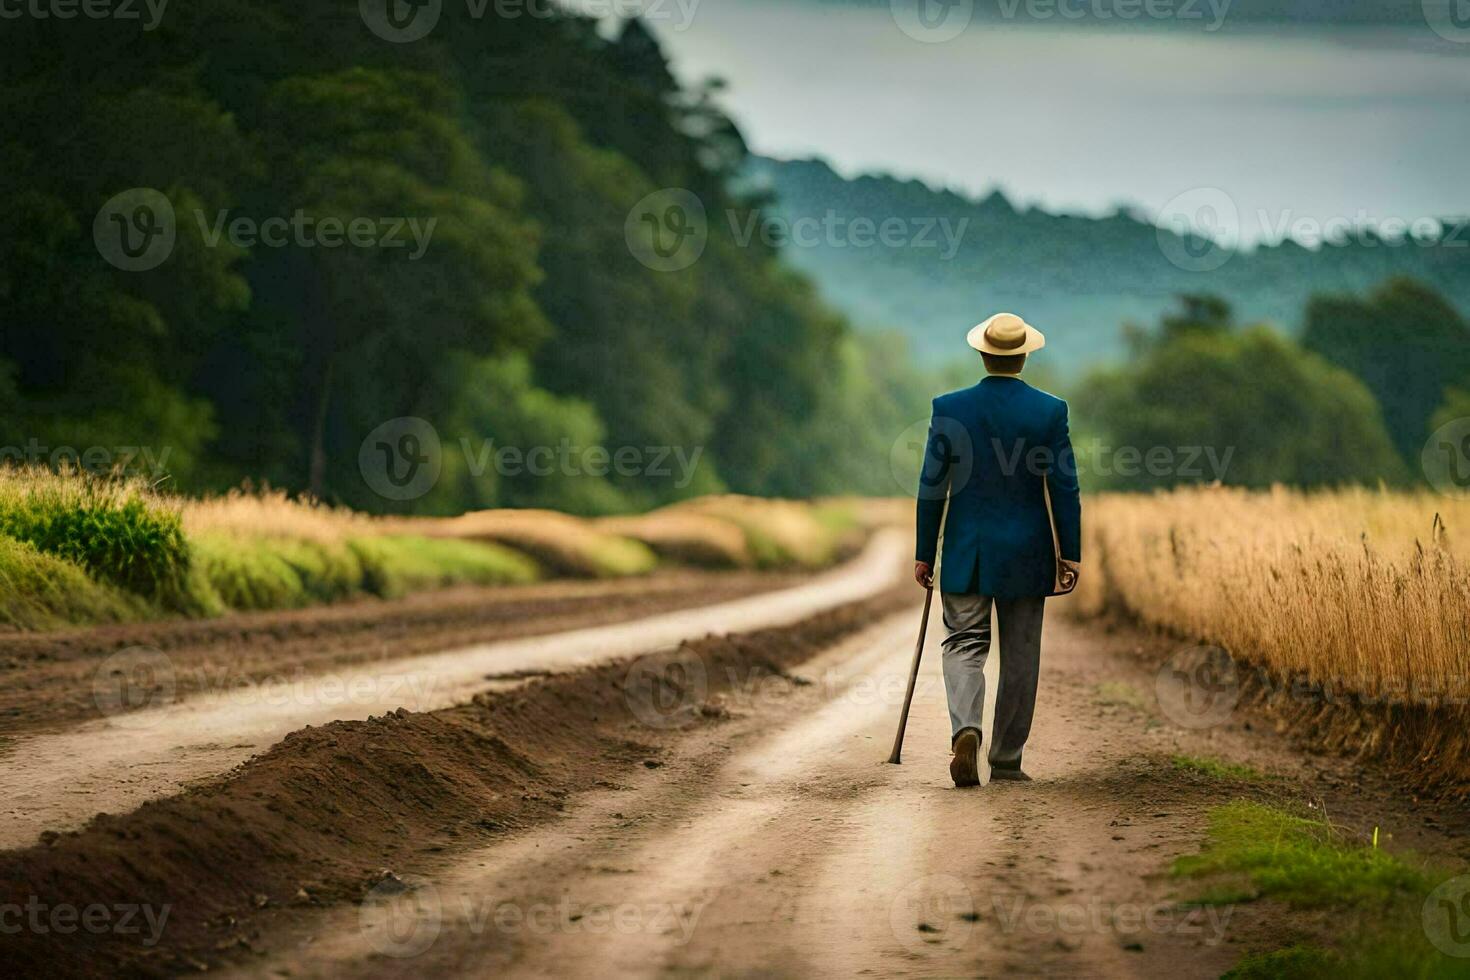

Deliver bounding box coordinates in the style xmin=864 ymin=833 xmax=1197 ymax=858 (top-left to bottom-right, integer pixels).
xmin=0 ymin=3 xmax=941 ymax=513
xmin=1 ymin=3 xmax=1461 ymax=510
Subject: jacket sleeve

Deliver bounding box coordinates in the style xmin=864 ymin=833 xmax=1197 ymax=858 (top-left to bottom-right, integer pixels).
xmin=1047 ymin=400 xmax=1082 ymax=562
xmin=915 ymin=400 xmax=951 ymax=565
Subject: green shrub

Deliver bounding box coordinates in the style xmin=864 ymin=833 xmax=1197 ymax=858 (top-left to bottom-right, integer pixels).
xmin=0 ymin=473 xmax=190 ymax=603
xmin=0 ymin=535 xmax=146 ymax=629
xmin=349 ymin=535 xmax=538 ymax=599
xmin=263 ymin=538 xmax=364 ymax=603
xmin=191 ymin=534 xmax=314 ymax=611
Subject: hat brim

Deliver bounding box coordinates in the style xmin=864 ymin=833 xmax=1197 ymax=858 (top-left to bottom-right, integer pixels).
xmin=967 ymin=324 xmax=1046 ymax=356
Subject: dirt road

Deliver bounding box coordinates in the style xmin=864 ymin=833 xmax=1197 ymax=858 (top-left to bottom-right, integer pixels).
xmin=217 ymin=596 xmax=1461 ymax=979
xmin=0 ymin=531 xmax=905 ymax=850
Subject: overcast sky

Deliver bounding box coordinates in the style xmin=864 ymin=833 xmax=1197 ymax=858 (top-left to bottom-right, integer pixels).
xmin=638 ymin=0 xmax=1470 ymax=245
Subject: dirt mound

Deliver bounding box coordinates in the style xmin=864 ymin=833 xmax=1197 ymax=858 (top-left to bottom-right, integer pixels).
xmin=0 ymin=569 xmax=796 ymax=734
xmin=0 ymin=586 xmax=912 ymax=977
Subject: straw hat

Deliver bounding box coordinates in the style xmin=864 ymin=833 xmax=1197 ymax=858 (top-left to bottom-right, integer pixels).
xmin=967 ymin=312 xmax=1045 ymax=356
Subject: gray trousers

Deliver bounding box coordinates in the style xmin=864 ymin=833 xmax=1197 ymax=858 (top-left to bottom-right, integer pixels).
xmin=940 ymin=593 xmax=1046 ymax=768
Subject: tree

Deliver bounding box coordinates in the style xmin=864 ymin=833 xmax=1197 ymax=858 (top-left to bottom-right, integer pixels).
xmin=1302 ymin=278 xmax=1470 ymax=465
xmin=1078 ymin=298 xmax=1405 ymax=490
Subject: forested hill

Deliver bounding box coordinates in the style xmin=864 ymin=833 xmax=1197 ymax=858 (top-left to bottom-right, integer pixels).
xmin=1 ymin=6 xmax=940 ymax=513
xmin=742 ymin=156 xmax=1470 ymax=368
xmin=783 ymin=0 xmax=1432 ymax=26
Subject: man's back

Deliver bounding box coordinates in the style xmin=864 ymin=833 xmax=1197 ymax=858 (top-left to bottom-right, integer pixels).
xmin=915 ymin=375 xmax=1081 ymax=598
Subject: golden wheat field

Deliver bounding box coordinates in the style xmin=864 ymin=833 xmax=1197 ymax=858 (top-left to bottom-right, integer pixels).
xmin=1074 ymin=487 xmax=1470 ymax=706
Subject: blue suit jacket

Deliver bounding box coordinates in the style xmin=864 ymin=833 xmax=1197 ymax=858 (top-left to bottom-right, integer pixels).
xmin=915 ymin=376 xmax=1081 ymax=598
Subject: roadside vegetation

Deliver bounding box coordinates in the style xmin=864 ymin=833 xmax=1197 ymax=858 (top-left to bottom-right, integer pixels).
xmin=0 ymin=471 xmax=870 ymax=630
xmin=1170 ymin=755 xmax=1264 ymax=782
xmin=1177 ymin=801 xmax=1467 ymax=978
xmin=1074 ymin=487 xmax=1470 ymax=786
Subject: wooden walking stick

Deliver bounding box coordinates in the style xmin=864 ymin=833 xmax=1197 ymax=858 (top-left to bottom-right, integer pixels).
xmin=886 ymin=584 xmax=934 ymax=765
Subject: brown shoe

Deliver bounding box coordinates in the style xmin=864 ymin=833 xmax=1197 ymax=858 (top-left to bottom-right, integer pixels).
xmin=950 ymin=729 xmax=981 ymax=787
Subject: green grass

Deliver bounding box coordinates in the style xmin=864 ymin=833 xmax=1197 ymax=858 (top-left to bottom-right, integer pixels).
xmin=1223 ymin=945 xmax=1338 ymax=980
xmin=1178 ymin=801 xmax=1470 ymax=978
xmin=1175 ymin=801 xmax=1431 ymax=907
xmin=0 ymin=472 xmax=190 ymax=604
xmin=1096 ymin=680 xmax=1148 ymax=709
xmin=191 ymin=534 xmax=328 ymax=611
xmin=0 ymin=534 xmax=146 ymax=629
xmin=1171 ymin=754 xmax=1264 ymax=782
xmin=191 ymin=533 xmax=540 ymax=610
xmin=348 ymin=535 xmax=538 ymax=598
xmin=581 ymin=536 xmax=658 ymax=578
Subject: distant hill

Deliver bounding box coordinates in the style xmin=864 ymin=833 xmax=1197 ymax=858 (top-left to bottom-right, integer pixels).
xmin=740 ymin=156 xmax=1470 ymax=370
xmin=778 ymin=0 xmax=1432 ymax=26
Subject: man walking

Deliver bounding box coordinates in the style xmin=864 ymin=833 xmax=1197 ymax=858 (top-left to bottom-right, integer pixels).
xmin=914 ymin=313 xmax=1081 ymax=787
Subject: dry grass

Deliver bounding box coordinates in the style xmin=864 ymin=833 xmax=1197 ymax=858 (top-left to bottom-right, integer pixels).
xmin=669 ymin=495 xmax=859 ymax=568
xmin=1075 ymin=487 xmax=1470 ymax=793
xmin=182 ymin=488 xmax=376 ymax=542
xmin=400 ymin=509 xmax=658 ymax=578
xmin=0 ymin=471 xmax=878 ymax=626
xmin=1076 ymin=486 xmax=1470 ymax=705
xmin=595 ymin=511 xmax=754 ymax=568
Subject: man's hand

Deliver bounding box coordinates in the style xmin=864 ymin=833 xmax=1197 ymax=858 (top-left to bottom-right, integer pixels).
xmin=914 ymin=561 xmax=934 ymax=589
xmin=1057 ymin=559 xmax=1081 ymax=593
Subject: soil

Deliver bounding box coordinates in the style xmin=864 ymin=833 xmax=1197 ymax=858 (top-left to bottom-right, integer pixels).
xmin=6 ymin=560 xmax=1470 ymax=978
xmin=220 ymin=607 xmax=1470 ymax=979
xmin=0 ymin=588 xmax=916 ymax=978
xmin=0 ymin=570 xmax=803 ymax=735
xmin=0 ymin=531 xmax=906 ymax=851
